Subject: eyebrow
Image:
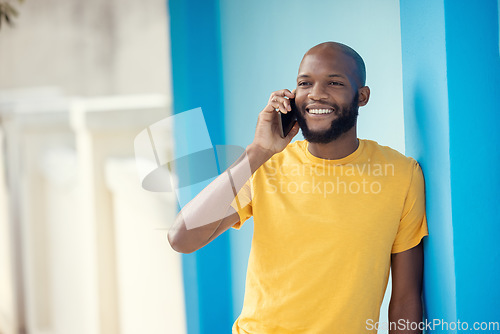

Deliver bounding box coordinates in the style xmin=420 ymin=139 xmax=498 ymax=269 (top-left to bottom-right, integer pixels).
xmin=297 ymin=74 xmax=346 ymax=79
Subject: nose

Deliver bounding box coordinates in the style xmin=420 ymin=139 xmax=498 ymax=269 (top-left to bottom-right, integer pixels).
xmin=307 ymin=84 xmax=328 ymax=101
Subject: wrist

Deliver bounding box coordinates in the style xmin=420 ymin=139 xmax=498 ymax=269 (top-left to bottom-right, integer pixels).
xmin=246 ymin=143 xmax=274 ymax=172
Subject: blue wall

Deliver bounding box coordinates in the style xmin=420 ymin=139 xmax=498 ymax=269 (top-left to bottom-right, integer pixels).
xmin=169 ymin=0 xmax=499 ymax=333
xmin=217 ymin=0 xmax=406 ymax=321
xmin=401 ymin=0 xmax=500 ymax=329
xmin=400 ymin=0 xmax=457 ymax=325
xmin=170 ymin=0 xmax=409 ymax=332
xmin=445 ymin=0 xmax=500 ymax=325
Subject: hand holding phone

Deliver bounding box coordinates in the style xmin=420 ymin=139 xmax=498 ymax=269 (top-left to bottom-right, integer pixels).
xmin=251 ymin=90 xmax=299 ymax=157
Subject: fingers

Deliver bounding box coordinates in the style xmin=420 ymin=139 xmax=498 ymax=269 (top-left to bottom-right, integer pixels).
xmin=283 ymin=89 xmax=295 ymax=99
xmin=270 ymin=95 xmax=290 ymax=113
xmin=267 ymin=89 xmax=296 ymax=114
xmin=269 ymin=89 xmax=294 ymax=99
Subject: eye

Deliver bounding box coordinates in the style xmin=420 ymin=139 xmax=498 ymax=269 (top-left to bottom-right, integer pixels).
xmin=298 ymin=81 xmax=311 ymax=86
xmin=329 ymin=81 xmax=344 ymax=86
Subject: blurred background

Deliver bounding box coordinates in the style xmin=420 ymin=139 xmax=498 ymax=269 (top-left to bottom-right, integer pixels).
xmin=0 ymin=0 xmax=498 ymax=334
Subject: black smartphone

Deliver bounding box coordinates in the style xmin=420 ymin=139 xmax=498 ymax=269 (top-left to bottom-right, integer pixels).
xmin=278 ymin=98 xmax=298 ymax=138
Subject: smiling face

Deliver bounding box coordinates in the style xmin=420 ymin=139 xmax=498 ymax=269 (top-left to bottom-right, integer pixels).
xmin=295 ymin=44 xmax=368 ymax=143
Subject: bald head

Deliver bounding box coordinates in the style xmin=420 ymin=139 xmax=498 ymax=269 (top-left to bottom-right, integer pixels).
xmin=301 ymin=42 xmax=366 ymax=87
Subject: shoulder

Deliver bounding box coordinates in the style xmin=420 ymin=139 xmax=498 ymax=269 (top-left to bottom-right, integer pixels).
xmin=362 ymin=139 xmax=419 ymax=168
xmin=361 ymin=139 xmax=424 ymax=189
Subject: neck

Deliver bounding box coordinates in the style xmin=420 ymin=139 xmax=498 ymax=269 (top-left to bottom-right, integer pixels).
xmin=307 ymin=127 xmax=359 ymax=160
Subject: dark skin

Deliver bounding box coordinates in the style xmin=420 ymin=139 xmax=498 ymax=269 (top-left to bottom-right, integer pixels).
xmin=276 ymin=44 xmax=424 ymax=333
xmin=390 ymin=241 xmax=424 ymax=334
xmin=294 ymin=45 xmax=369 ymax=160
xmin=273 ymin=44 xmax=370 ymax=160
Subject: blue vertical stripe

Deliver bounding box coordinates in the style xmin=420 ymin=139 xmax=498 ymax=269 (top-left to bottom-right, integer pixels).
xmin=444 ymin=0 xmax=500 ymax=324
xmin=400 ymin=0 xmax=457 ymax=325
xmin=401 ymin=0 xmax=500 ymax=328
xmin=168 ymin=0 xmax=234 ymax=333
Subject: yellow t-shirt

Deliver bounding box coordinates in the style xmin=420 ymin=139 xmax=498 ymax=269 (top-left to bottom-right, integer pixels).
xmin=231 ymin=139 xmax=428 ymax=334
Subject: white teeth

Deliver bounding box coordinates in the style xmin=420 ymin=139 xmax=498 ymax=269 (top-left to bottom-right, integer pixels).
xmin=308 ymin=108 xmax=333 ymax=114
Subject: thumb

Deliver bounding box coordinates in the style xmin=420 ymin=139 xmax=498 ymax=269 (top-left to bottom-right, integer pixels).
xmin=285 ymin=122 xmax=300 ymax=140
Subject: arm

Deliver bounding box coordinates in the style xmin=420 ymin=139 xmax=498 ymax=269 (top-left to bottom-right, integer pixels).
xmin=389 ymin=241 xmax=424 ymax=334
xmin=167 ymin=144 xmax=271 ymax=253
xmin=167 ymin=89 xmax=299 ymax=254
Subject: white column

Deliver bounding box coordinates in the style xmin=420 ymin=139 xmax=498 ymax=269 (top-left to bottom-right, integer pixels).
xmin=0 ymin=91 xmax=74 ymax=334
xmin=105 ymin=158 xmax=186 ymax=334
xmin=0 ymin=126 xmax=16 ymax=334
xmin=1 ymin=91 xmax=176 ymax=334
xmin=69 ymin=95 xmax=171 ymax=334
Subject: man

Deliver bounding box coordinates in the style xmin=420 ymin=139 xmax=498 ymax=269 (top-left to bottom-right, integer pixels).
xmin=168 ymin=42 xmax=428 ymax=334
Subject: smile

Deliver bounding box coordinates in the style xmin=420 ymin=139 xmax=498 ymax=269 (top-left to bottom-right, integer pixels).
xmin=307 ymin=108 xmax=334 ymax=115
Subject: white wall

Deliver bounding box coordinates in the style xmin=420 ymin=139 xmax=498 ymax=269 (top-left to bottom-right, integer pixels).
xmin=0 ymin=1 xmax=178 ymax=331
xmin=0 ymin=0 xmax=171 ymax=97
xmin=0 ymin=91 xmax=185 ymax=334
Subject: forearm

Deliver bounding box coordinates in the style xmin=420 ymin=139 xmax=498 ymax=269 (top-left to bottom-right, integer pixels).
xmin=389 ymin=297 xmax=423 ymax=334
xmin=167 ymin=143 xmax=272 ymax=253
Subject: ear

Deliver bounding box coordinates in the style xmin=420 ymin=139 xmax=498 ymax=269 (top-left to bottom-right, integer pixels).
xmin=358 ymin=86 xmax=370 ymax=107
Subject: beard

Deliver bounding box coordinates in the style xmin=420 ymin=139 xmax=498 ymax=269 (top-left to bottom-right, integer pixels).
xmin=296 ymin=92 xmax=359 ymax=144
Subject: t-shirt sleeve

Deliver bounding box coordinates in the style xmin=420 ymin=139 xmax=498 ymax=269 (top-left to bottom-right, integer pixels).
xmin=391 ymin=160 xmax=429 ymax=253
xmin=230 ymin=176 xmax=253 ymax=230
